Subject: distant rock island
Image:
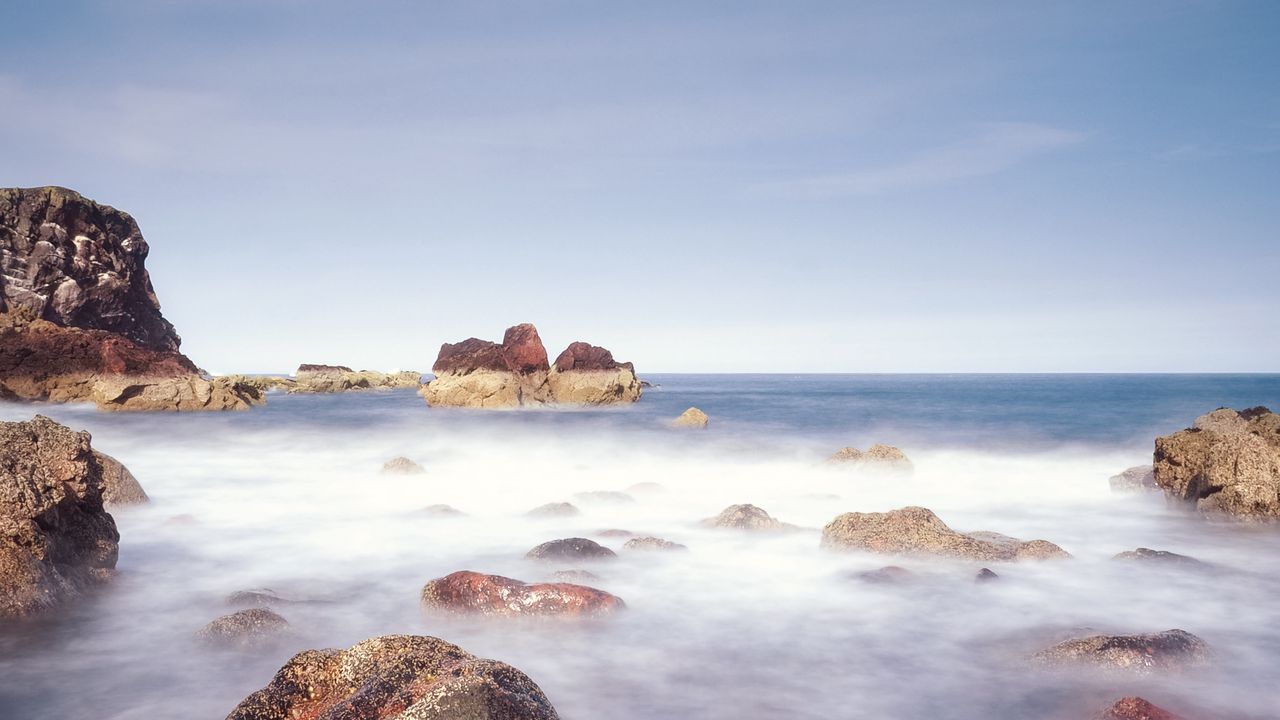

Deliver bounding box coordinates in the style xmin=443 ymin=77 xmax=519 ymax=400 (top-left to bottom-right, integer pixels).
xmin=420 ymin=323 xmax=641 ymax=408
xmin=0 ymin=187 xmax=259 ymax=410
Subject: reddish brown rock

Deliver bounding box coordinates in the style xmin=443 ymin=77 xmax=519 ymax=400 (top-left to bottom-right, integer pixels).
xmin=1154 ymin=406 xmax=1280 ymax=519
xmin=821 ymin=506 xmax=1070 ymax=561
xmin=1097 ymin=697 xmax=1183 ymax=720
xmin=501 ymin=323 xmax=550 ymax=374
xmin=1034 ymin=629 xmax=1210 ymax=674
xmin=432 ymin=338 xmax=509 ymax=374
xmin=421 ymin=570 xmax=624 ymax=617
xmin=225 ymin=634 xmax=559 ymax=720
xmin=553 ymin=342 xmax=629 ymax=372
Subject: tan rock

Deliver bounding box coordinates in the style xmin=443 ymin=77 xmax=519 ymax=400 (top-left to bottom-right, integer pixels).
xmin=828 ymin=443 xmax=912 ymax=470
xmin=1153 ymin=406 xmax=1280 ymax=519
xmin=820 ymin=506 xmax=1070 ymax=561
xmin=672 ymin=407 xmax=709 ymax=429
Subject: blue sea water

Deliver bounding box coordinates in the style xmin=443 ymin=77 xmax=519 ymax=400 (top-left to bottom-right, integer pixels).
xmin=1 ymin=373 xmax=1278 ymax=720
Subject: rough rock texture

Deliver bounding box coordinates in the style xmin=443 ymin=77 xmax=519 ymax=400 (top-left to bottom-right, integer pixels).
xmin=421 ymin=324 xmax=640 ymax=408
xmin=292 ymin=364 xmax=421 ymax=394
xmin=225 ymin=634 xmax=560 ymax=720
xmin=820 ymin=506 xmax=1070 ymax=561
xmin=196 ymin=608 xmax=290 ymax=649
xmin=622 ymin=536 xmax=688 ymax=552
xmin=1112 ymin=548 xmax=1206 ymax=568
xmin=525 ymin=538 xmax=617 ymax=562
xmin=1034 ymin=629 xmax=1210 ymax=674
xmin=93 ymin=451 xmax=148 ymax=506
xmin=0 ymin=187 xmax=179 ymax=351
xmin=421 ymin=571 xmax=624 ymax=617
xmin=1110 ymin=465 xmax=1158 ymax=493
xmin=1097 ymin=697 xmax=1182 ymax=720
xmin=382 ymin=457 xmax=425 ymax=475
xmin=0 ymin=415 xmax=119 ymax=617
xmin=828 ymin=444 xmax=912 ymax=470
xmin=702 ymin=504 xmax=790 ymax=532
xmin=526 ymin=502 xmax=580 ymax=518
xmin=1153 ymin=407 xmax=1280 ymax=519
xmin=672 ymin=407 xmax=709 ymax=429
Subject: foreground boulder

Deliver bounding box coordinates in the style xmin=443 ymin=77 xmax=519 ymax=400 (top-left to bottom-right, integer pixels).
xmin=1153 ymin=407 xmax=1280 ymax=519
xmin=820 ymin=506 xmax=1069 ymax=561
xmin=1097 ymin=697 xmax=1182 ymax=720
xmin=420 ymin=324 xmax=640 ymax=408
xmin=196 ymin=608 xmax=290 ymax=650
xmin=1034 ymin=629 xmax=1210 ymax=674
xmin=702 ymin=504 xmax=791 ymax=532
xmin=292 ymin=364 xmax=421 ymax=393
xmin=225 ymin=634 xmax=559 ymax=720
xmin=1109 ymin=465 xmax=1157 ymax=493
xmin=1 ymin=415 xmax=119 ymax=617
xmin=827 ymin=444 xmax=912 ymax=470
xmin=94 ymin=451 xmax=148 ymax=506
xmin=422 ymin=571 xmax=624 ymax=617
xmin=0 ymin=187 xmax=261 ymax=411
xmin=671 ymin=407 xmax=708 ymax=429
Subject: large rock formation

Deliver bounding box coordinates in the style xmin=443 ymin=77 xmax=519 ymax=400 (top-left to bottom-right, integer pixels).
xmin=291 ymin=364 xmax=422 ymax=393
xmin=420 ymin=323 xmax=641 ymax=408
xmin=0 ymin=187 xmax=261 ymax=411
xmin=421 ymin=570 xmax=624 ymax=617
xmin=225 ymin=634 xmax=560 ymax=720
xmin=1153 ymin=407 xmax=1280 ymax=519
xmin=1 ymin=415 xmax=119 ymax=617
xmin=820 ymin=506 xmax=1070 ymax=561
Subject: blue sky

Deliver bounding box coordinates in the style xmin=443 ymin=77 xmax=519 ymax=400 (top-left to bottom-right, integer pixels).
xmin=3 ymin=1 xmax=1277 ymax=372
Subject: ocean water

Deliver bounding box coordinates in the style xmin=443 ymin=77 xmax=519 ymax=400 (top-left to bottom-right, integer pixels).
xmin=1 ymin=374 xmax=1279 ymax=719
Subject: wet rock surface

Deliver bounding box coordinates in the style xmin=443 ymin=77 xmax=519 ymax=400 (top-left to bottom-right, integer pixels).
xmin=525 ymin=537 xmax=617 ymax=562
xmin=225 ymin=634 xmax=560 ymax=720
xmin=0 ymin=415 xmax=119 ymax=617
xmin=421 ymin=571 xmax=625 ymax=617
xmin=94 ymin=450 xmax=148 ymax=506
xmin=1153 ymin=406 xmax=1280 ymax=519
xmin=196 ymin=608 xmax=290 ymax=649
xmin=820 ymin=506 xmax=1070 ymax=561
xmin=1033 ymin=629 xmax=1210 ymax=674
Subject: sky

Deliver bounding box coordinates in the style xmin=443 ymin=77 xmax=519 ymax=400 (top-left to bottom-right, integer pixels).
xmin=2 ymin=1 xmax=1278 ymax=373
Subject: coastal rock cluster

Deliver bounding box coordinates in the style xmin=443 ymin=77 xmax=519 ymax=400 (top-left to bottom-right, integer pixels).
xmin=420 ymin=323 xmax=641 ymax=408
xmin=1154 ymin=406 xmax=1280 ymax=519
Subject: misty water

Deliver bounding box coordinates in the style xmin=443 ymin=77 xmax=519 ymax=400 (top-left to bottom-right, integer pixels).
xmin=2 ymin=374 xmax=1280 ymax=719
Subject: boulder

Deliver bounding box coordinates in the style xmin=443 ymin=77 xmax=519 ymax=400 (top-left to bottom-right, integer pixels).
xmin=546 ymin=341 xmax=642 ymax=404
xmin=421 ymin=571 xmax=624 ymax=617
xmin=975 ymin=568 xmax=999 ymax=583
xmin=1111 ymin=548 xmax=1206 ymax=568
xmin=1153 ymin=407 xmax=1280 ymax=519
xmin=623 ymin=536 xmax=688 ymax=552
xmin=93 ymin=451 xmax=148 ymax=506
xmin=292 ymin=364 xmax=421 ymax=393
xmin=820 ymin=506 xmax=1070 ymax=561
xmin=1109 ymin=465 xmax=1157 ymax=493
xmin=525 ymin=538 xmax=617 ymax=562
xmin=702 ymin=503 xmax=790 ymax=532
xmin=854 ymin=566 xmax=916 ymax=584
xmin=225 ymin=634 xmax=560 ymax=720
xmin=551 ymin=569 xmax=600 ymax=583
xmin=1097 ymin=697 xmax=1183 ymax=720
xmin=1033 ymin=629 xmax=1210 ymax=674
xmin=0 ymin=415 xmax=119 ymax=617
xmin=196 ymin=608 xmax=290 ymax=650
xmin=671 ymin=407 xmax=709 ymax=429
xmin=526 ymin=502 xmax=580 ymax=518
xmin=225 ymin=588 xmax=290 ymax=608
xmin=828 ymin=444 xmax=912 ymax=470
xmin=382 ymin=456 xmax=425 ymax=474
xmin=596 ymin=529 xmax=634 ymax=538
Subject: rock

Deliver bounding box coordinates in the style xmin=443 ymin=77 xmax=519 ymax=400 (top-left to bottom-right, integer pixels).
xmin=596 ymin=529 xmax=634 ymax=538
xmin=546 ymin=341 xmax=642 ymax=405
xmin=0 ymin=187 xmax=258 ymax=412
xmin=526 ymin=502 xmax=580 ymax=518
xmin=1111 ymin=548 xmax=1206 ymax=568
xmin=623 ymin=536 xmax=688 ymax=552
xmin=1153 ymin=406 xmax=1280 ymax=519
xmin=217 ymin=374 xmax=295 ymax=393
xmin=671 ymin=407 xmax=709 ymax=429
xmin=292 ymin=364 xmax=421 ymax=393
xmin=703 ymin=503 xmax=790 ymax=532
xmin=1109 ymin=465 xmax=1158 ymax=493
xmin=551 ymin=569 xmax=600 ymax=583
xmin=0 ymin=416 xmax=119 ymax=617
xmin=828 ymin=444 xmax=912 ymax=470
xmin=226 ymin=588 xmax=289 ymax=608
xmin=1033 ymin=629 xmax=1210 ymax=674
xmin=525 ymin=538 xmax=617 ymax=562
xmin=225 ymin=634 xmax=560 ymax=720
xmin=421 ymin=571 xmax=624 ymax=617
xmin=382 ymin=456 xmax=425 ymax=474
xmin=1097 ymin=697 xmax=1183 ymax=720
xmin=855 ymin=566 xmax=916 ymax=584
xmin=196 ymin=608 xmax=290 ymax=649
xmin=423 ymin=504 xmax=466 ymax=518
xmin=93 ymin=450 xmax=148 ymax=506
xmin=820 ymin=506 xmax=1070 ymax=561
xmin=572 ymin=490 xmax=635 ymax=505
xmin=975 ymin=568 xmax=999 ymax=583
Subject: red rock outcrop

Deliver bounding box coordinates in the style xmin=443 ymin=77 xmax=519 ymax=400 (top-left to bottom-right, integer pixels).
xmin=420 ymin=570 xmax=624 ymax=617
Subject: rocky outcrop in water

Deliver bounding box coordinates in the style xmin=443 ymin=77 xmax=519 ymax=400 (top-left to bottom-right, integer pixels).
xmin=94 ymin=451 xmax=148 ymax=506
xmin=526 ymin=502 xmax=580 ymax=518
xmin=381 ymin=456 xmax=425 ymax=474
xmin=1109 ymin=465 xmax=1157 ymax=493
xmin=421 ymin=571 xmax=625 ymax=617
xmin=671 ymin=407 xmax=708 ymax=429
xmin=196 ymin=608 xmax=290 ymax=650
xmin=525 ymin=538 xmax=617 ymax=562
xmin=1153 ymin=407 xmax=1280 ymax=519
xmin=1111 ymin=548 xmax=1206 ymax=568
xmin=0 ymin=187 xmax=261 ymax=411
xmin=828 ymin=444 xmax=912 ymax=470
xmin=420 ymin=324 xmax=640 ymax=407
xmin=1033 ymin=629 xmax=1210 ymax=674
xmin=702 ymin=503 xmax=792 ymax=531
xmin=0 ymin=415 xmax=119 ymax=617
xmin=225 ymin=634 xmax=560 ymax=720
xmin=292 ymin=364 xmax=422 ymax=393
xmin=623 ymin=536 xmax=687 ymax=552
xmin=820 ymin=506 xmax=1070 ymax=561
xmin=1097 ymin=697 xmax=1183 ymax=720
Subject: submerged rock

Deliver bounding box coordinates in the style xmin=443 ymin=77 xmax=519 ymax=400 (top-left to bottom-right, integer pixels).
xmin=671 ymin=407 xmax=709 ymax=429
xmin=820 ymin=506 xmax=1070 ymax=561
xmin=975 ymin=568 xmax=1000 ymax=583
xmin=94 ymin=450 xmax=148 ymax=506
xmin=525 ymin=538 xmax=617 ymax=562
xmin=226 ymin=588 xmax=290 ymax=608
xmin=551 ymin=569 xmax=600 ymax=583
xmin=623 ymin=536 xmax=688 ymax=552
xmin=423 ymin=504 xmax=466 ymax=518
xmin=1 ymin=416 xmax=119 ymax=617
xmin=196 ymin=608 xmax=290 ymax=649
xmin=225 ymin=634 xmax=560 ymax=720
xmin=382 ymin=456 xmax=425 ymax=474
xmin=703 ymin=504 xmax=791 ymax=532
xmin=1153 ymin=406 xmax=1280 ymax=519
xmin=1109 ymin=465 xmax=1158 ymax=493
xmin=421 ymin=571 xmax=624 ymax=617
xmin=827 ymin=443 xmax=912 ymax=470
xmin=1033 ymin=629 xmax=1210 ymax=674
xmin=855 ymin=566 xmax=916 ymax=584
xmin=526 ymin=502 xmax=580 ymax=518
xmin=1097 ymin=696 xmax=1183 ymax=720
xmin=596 ymin=528 xmax=634 ymax=538
xmin=1111 ymin=548 xmax=1207 ymax=568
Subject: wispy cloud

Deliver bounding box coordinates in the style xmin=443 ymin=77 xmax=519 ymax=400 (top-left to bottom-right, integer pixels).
xmin=774 ymin=122 xmax=1086 ymax=196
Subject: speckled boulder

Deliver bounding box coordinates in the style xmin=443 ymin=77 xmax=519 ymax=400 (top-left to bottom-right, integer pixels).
xmin=827 ymin=443 xmax=912 ymax=470
xmin=702 ymin=503 xmax=790 ymax=532
xmin=381 ymin=456 xmax=425 ymax=475
xmin=622 ymin=536 xmax=688 ymax=552
xmin=1097 ymin=697 xmax=1183 ymax=720
xmin=671 ymin=407 xmax=708 ymax=429
xmin=1034 ymin=629 xmax=1210 ymax=674
xmin=421 ymin=571 xmax=624 ymax=617
xmin=525 ymin=538 xmax=616 ymax=562
xmin=93 ymin=450 xmax=148 ymax=506
xmin=225 ymin=634 xmax=559 ymax=720
xmin=820 ymin=506 xmax=1070 ymax=561
xmin=196 ymin=608 xmax=290 ymax=650
xmin=1153 ymin=407 xmax=1280 ymax=519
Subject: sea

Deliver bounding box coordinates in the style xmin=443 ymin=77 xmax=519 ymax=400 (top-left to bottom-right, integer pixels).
xmin=1 ymin=373 xmax=1278 ymax=719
